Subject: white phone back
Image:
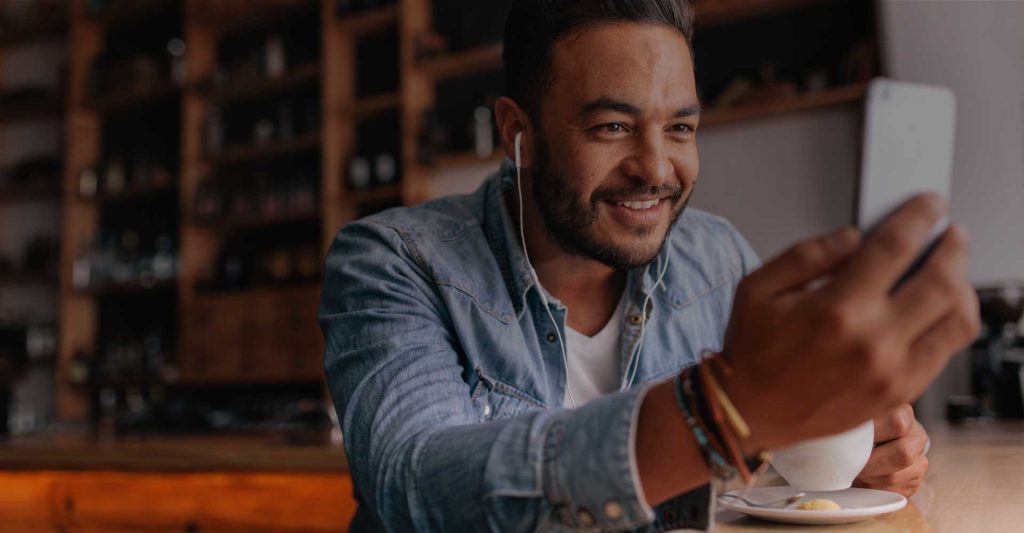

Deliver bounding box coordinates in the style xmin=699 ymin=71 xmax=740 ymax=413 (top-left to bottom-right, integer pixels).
xmin=858 ymin=78 xmax=957 ymax=234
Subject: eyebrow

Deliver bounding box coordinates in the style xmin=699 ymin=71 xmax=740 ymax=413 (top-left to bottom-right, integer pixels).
xmin=578 ymin=96 xmax=702 ymax=119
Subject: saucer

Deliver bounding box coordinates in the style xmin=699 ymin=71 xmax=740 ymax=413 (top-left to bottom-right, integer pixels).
xmin=717 ymin=486 xmax=907 ymax=525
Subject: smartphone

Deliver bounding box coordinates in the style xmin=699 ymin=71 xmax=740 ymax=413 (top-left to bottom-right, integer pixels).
xmin=857 ymin=78 xmax=957 ymax=288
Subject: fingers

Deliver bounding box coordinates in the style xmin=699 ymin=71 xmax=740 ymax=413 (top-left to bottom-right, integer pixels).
xmin=901 ymin=282 xmax=982 ymax=401
xmin=856 ymin=455 xmax=929 ymax=497
xmin=873 ymin=404 xmax=916 ymax=444
xmin=739 ymin=227 xmax=860 ymax=300
xmin=860 ymin=421 xmax=928 ymax=478
xmin=832 ymin=194 xmax=946 ymax=299
xmin=889 ymin=226 xmax=970 ymax=342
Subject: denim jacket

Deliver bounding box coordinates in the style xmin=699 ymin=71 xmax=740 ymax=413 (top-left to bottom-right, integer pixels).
xmin=320 ymin=160 xmax=761 ymax=532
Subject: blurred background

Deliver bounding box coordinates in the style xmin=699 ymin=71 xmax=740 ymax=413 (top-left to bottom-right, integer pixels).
xmin=0 ymin=0 xmax=1021 ymax=528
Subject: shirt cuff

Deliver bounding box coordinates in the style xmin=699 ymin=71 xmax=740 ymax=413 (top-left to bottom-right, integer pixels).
xmin=542 ymin=386 xmax=657 ymax=530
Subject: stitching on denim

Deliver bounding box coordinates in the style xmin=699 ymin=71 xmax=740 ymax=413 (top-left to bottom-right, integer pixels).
xmin=476 ymin=367 xmax=548 ymax=409
xmin=433 ymin=280 xmax=513 ymax=324
xmin=667 ymin=277 xmax=729 ymax=310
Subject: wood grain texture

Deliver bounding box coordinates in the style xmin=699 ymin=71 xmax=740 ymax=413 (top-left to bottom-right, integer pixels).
xmin=0 ymin=470 xmax=355 ymax=532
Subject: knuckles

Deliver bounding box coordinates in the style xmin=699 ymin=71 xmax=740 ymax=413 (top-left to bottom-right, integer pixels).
xmin=889 ymin=440 xmax=918 ymax=471
xmin=872 ymin=227 xmax=916 ymax=257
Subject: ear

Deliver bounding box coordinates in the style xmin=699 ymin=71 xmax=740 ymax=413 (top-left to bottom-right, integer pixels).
xmin=495 ymin=96 xmax=531 ymax=168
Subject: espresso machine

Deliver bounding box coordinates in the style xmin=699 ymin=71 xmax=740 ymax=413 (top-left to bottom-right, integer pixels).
xmin=964 ymin=284 xmax=1024 ymax=420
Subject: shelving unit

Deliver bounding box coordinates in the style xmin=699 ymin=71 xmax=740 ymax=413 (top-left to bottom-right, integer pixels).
xmin=0 ymin=0 xmax=69 ymax=435
xmin=702 ymin=82 xmax=868 ymax=128
xmin=0 ymin=93 xmax=64 ymax=123
xmin=59 ymin=0 xmax=182 ymax=420
xmin=205 ymin=131 xmax=321 ymax=166
xmin=203 ymin=61 xmax=321 ymax=106
xmin=692 ymin=0 xmax=841 ymax=28
xmin=52 ymin=0 xmax=879 ymax=426
xmin=85 ymin=83 xmax=180 ymax=115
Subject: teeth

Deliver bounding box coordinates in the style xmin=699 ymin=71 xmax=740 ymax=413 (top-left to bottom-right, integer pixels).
xmin=618 ymin=199 xmax=659 ymax=210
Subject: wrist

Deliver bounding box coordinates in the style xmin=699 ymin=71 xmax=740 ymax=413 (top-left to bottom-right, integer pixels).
xmin=712 ymin=353 xmax=779 ymax=455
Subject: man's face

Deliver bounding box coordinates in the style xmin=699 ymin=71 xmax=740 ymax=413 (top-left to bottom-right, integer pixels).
xmin=529 ymin=23 xmax=700 ymax=270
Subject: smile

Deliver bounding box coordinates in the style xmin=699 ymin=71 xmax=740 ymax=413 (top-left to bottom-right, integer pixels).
xmin=616 ymin=199 xmax=661 ymax=210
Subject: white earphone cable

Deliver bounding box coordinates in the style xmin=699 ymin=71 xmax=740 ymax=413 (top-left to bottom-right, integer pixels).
xmin=515 ymin=133 xmax=577 ymax=408
xmin=622 ymin=251 xmax=671 ymax=390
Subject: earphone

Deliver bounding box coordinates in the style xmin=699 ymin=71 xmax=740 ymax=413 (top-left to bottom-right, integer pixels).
xmin=515 ymin=131 xmax=577 ymax=407
xmin=513 ymin=130 xmax=670 ymax=406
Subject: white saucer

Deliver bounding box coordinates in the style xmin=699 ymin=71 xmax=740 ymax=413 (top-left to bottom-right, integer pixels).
xmin=717 ymin=486 xmax=907 ymax=525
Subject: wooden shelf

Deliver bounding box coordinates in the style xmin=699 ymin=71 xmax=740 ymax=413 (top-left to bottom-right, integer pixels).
xmin=0 ymin=185 xmax=61 ymax=203
xmin=693 ymin=0 xmax=841 ymax=28
xmin=206 ymin=132 xmax=321 ymax=166
xmin=416 ymin=43 xmax=503 ymax=82
xmin=0 ymin=94 xmax=63 ymax=124
xmin=0 ymin=273 xmax=58 ymax=286
xmin=76 ymin=376 xmax=171 ymax=390
xmin=86 ymin=82 xmax=180 ymax=115
xmin=205 ymin=62 xmax=321 ymax=106
xmin=0 ymin=17 xmax=68 ymax=47
xmin=95 ymin=182 xmax=178 ymax=205
xmin=191 ymin=209 xmax=321 ymax=232
xmin=193 ymin=279 xmax=321 ymax=297
xmin=428 ymin=149 xmax=506 ymax=170
xmin=338 ymin=5 xmax=399 ymax=38
xmin=88 ymin=0 xmax=178 ymax=30
xmin=352 ymin=91 xmax=400 ymax=120
xmin=78 ymin=279 xmax=178 ymax=297
xmin=194 ymin=0 xmax=318 ymax=37
xmin=348 ymin=184 xmax=401 ymax=206
xmin=702 ymin=83 xmax=868 ymax=128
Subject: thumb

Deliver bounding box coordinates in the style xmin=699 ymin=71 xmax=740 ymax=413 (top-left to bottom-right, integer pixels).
xmin=742 ymin=227 xmax=861 ymax=299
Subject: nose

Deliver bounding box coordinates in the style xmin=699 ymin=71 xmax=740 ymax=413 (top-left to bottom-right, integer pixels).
xmin=620 ymin=130 xmax=674 ymax=187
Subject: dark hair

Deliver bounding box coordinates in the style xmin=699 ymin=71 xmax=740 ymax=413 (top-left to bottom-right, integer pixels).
xmin=503 ymin=0 xmax=694 ymax=120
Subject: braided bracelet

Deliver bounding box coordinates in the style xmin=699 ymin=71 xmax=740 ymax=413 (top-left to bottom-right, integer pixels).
xmin=674 ymin=367 xmax=736 ymax=480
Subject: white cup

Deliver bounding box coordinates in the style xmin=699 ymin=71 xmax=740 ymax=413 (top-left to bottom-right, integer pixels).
xmin=770 ymin=420 xmax=874 ymax=492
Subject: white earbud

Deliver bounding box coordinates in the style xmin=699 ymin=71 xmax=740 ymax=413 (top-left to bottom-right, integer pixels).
xmin=514 ymin=130 xmax=523 ymax=169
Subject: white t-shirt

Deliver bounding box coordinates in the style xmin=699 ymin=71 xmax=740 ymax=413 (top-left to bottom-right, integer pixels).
xmin=562 ymin=294 xmax=626 ymax=407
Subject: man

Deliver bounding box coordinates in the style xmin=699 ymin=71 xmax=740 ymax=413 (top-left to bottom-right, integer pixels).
xmin=320 ymin=1 xmax=978 ymax=530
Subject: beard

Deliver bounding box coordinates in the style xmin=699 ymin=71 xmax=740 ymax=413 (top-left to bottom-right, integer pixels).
xmin=530 ymin=133 xmax=691 ymax=270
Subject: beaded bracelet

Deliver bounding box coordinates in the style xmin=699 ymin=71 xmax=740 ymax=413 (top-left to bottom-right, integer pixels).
xmin=674 ymin=367 xmax=736 ymax=480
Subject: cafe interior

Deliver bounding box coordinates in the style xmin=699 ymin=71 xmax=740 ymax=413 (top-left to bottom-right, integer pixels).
xmin=0 ymin=0 xmax=1021 ymax=530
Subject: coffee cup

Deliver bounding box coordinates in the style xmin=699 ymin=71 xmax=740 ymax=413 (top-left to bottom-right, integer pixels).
xmin=770 ymin=420 xmax=874 ymax=491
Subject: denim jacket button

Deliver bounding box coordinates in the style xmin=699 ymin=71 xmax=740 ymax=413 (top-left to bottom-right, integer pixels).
xmin=546 ymin=333 xmax=557 ymax=343
xmin=628 ymin=313 xmax=643 ymax=325
xmin=576 ymin=508 xmax=595 ymax=526
xmin=603 ymin=500 xmax=624 ymax=520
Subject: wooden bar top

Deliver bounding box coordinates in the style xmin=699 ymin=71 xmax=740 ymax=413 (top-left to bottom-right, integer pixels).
xmin=715 ymin=421 xmax=1024 ymax=532
xmin=0 ymin=430 xmax=348 ymax=473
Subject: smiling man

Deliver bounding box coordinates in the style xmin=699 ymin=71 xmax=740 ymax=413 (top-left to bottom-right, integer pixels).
xmin=320 ymin=1 xmax=978 ymax=531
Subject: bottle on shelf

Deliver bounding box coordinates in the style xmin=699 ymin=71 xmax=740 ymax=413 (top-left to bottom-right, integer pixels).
xmin=264 ymin=33 xmax=287 ymax=79
xmin=167 ymin=37 xmax=188 ymax=85
xmin=78 ymin=167 xmax=99 ymax=200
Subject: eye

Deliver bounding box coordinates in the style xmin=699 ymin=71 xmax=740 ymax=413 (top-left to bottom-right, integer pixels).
xmin=593 ymin=123 xmax=628 ymax=134
xmin=669 ymin=123 xmax=695 ymax=134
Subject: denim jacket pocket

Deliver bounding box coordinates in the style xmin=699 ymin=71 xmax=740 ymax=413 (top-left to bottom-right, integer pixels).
xmin=471 ymin=367 xmax=547 ymax=421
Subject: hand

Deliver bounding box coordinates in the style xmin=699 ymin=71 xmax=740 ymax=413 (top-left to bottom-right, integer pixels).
xmin=855 ymin=404 xmax=929 ymax=497
xmin=718 ymin=194 xmax=980 ymax=454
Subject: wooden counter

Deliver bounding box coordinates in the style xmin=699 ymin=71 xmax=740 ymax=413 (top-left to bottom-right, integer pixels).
xmin=0 ymin=432 xmax=356 ymax=531
xmin=3 ymin=422 xmax=1020 ymax=531
xmin=715 ymin=421 xmax=1024 ymax=532
xmin=0 ymin=431 xmax=347 ymax=473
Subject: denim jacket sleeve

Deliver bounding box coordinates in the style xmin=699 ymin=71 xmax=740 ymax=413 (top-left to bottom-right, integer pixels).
xmin=320 ymin=219 xmax=659 ymax=532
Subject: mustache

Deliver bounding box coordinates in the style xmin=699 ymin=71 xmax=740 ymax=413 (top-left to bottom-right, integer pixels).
xmin=590 ymin=183 xmax=686 ymax=203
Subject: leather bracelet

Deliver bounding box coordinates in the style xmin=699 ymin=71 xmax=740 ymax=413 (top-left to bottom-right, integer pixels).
xmin=675 ymin=367 xmax=736 ymax=480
